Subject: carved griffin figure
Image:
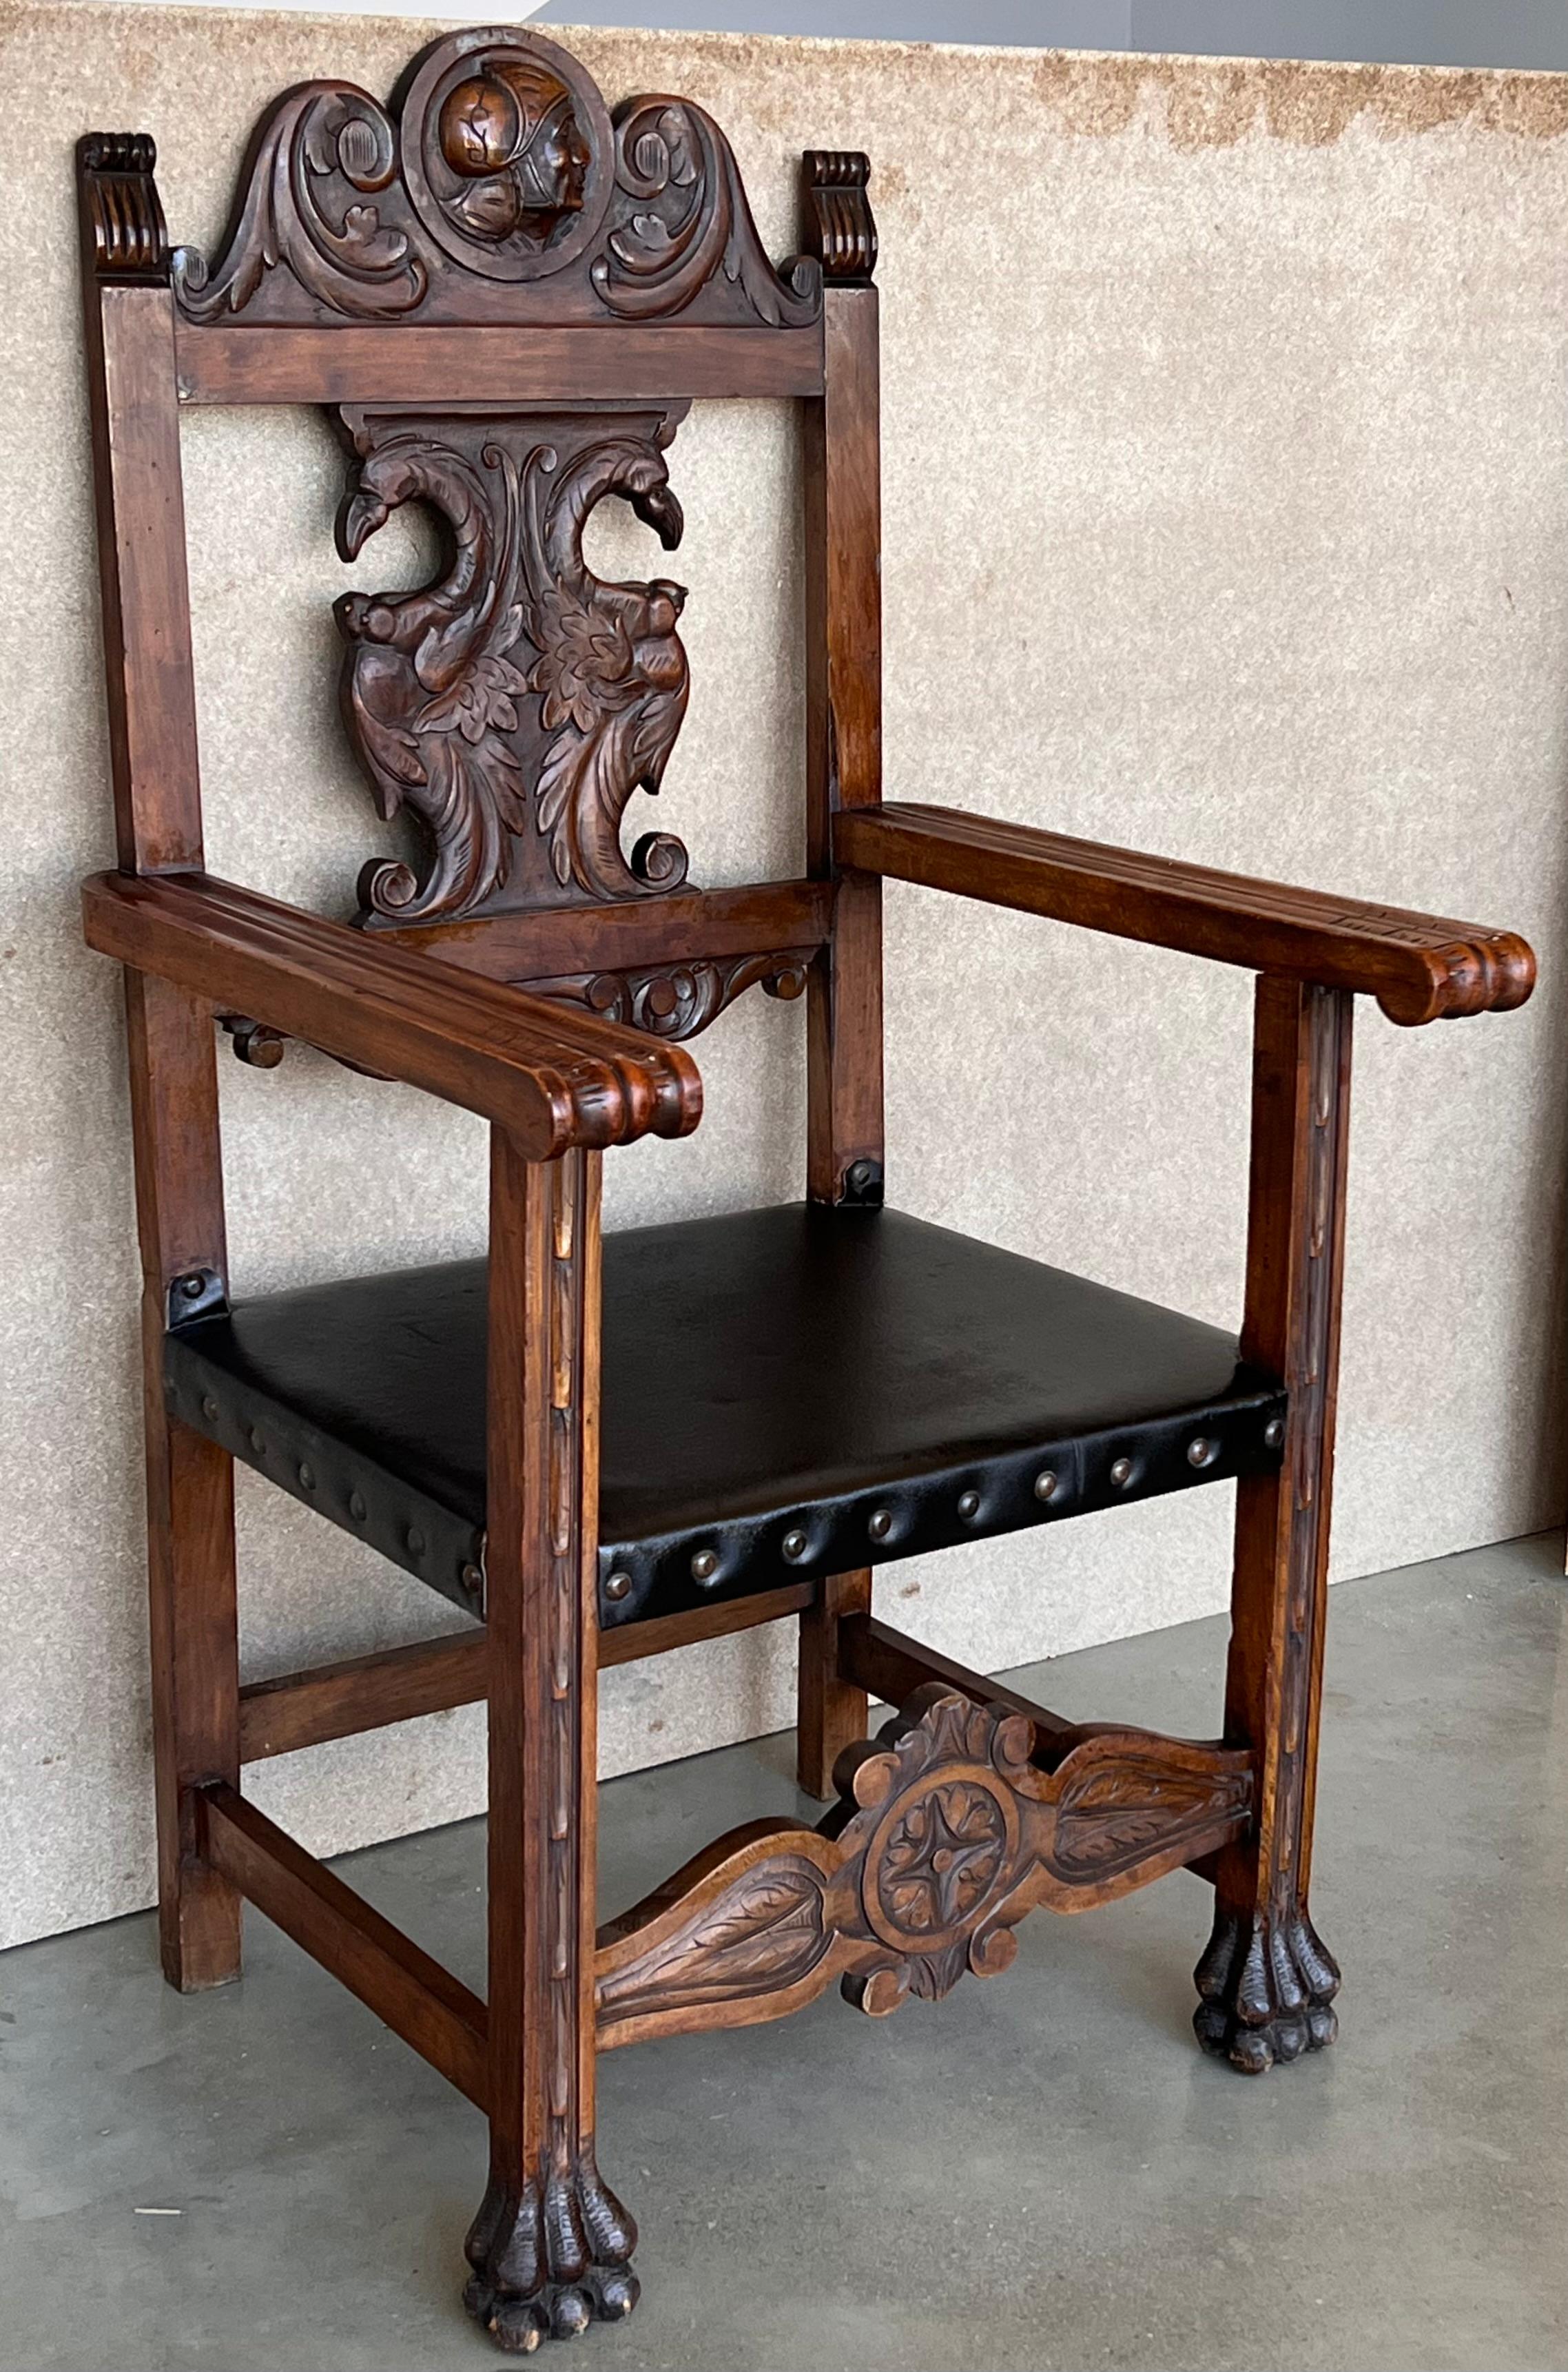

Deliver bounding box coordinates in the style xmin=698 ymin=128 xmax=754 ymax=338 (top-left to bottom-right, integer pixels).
xmin=335 ymin=414 xmax=691 ymax=922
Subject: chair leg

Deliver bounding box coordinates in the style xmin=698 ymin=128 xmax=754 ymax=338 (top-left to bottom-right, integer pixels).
xmin=465 ymin=1139 xmax=639 ymax=2351
xmin=796 ymin=1568 xmax=871 ymax=1797
xmin=1194 ymin=978 xmax=1350 ymax=2074
xmin=146 ymin=1409 xmax=243 ymax=1992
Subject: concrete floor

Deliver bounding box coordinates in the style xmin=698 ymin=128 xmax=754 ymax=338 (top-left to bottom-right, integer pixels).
xmin=1 ymin=1535 xmax=1564 ymax=2372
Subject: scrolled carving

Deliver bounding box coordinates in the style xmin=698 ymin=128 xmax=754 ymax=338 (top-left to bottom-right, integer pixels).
xmin=595 ymin=1687 xmax=1254 ymax=2049
xmin=164 ymin=28 xmax=823 ymax=329
xmin=594 ymin=98 xmax=819 ymax=325
xmin=524 ymin=951 xmax=810 ymax=1041
xmin=335 ymin=405 xmax=694 ymax=925
xmin=801 ymin=150 xmax=877 ymax=285
xmin=78 ymin=133 xmax=168 ymax=282
xmin=172 ymin=85 xmax=429 ymax=321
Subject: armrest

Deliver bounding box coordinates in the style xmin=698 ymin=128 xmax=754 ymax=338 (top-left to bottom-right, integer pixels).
xmin=834 ymin=803 xmax=1535 ymax=1027
xmin=82 ymin=870 xmax=703 ymax=1158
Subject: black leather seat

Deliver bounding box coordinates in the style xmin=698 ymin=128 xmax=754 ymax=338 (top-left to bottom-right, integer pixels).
xmin=164 ymin=1203 xmax=1287 ymax=1629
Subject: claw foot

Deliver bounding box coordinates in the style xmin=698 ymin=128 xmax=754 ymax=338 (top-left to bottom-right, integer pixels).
xmin=1193 ymin=1903 xmax=1340 ymax=2074
xmin=464 ymin=2160 xmax=638 ymax=2350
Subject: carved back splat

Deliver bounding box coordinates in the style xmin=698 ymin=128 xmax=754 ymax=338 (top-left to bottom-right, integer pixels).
xmin=336 ymin=403 xmax=696 ymax=925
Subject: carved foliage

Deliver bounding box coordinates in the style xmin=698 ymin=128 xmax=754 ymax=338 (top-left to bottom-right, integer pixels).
xmin=595 ymin=1687 xmax=1253 ymax=2047
xmin=78 ymin=133 xmax=168 ymax=280
xmin=167 ymin=27 xmax=819 ymax=327
xmin=336 ymin=405 xmax=694 ymax=925
xmin=523 ymin=951 xmax=810 ymax=1041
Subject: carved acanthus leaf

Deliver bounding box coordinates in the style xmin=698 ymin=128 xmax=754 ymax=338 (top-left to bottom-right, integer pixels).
xmin=593 ymin=98 xmax=819 ymax=325
xmin=162 ymin=30 xmax=823 ymax=329
xmin=335 ymin=406 xmax=694 ymax=925
xmin=595 ymin=1687 xmax=1254 ymax=2048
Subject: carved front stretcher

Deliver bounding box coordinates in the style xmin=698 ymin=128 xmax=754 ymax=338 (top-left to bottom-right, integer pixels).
xmin=76 ymin=21 xmax=1536 ymax=2360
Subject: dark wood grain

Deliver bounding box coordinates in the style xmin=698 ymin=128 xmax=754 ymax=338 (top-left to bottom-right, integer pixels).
xmin=83 ymin=870 xmax=702 ymax=1156
xmin=796 ymin=185 xmax=885 ymax=1782
xmin=176 ymin=322 xmax=824 ymax=406
xmin=1193 ymin=978 xmax=1350 ymax=2073
xmin=198 ymin=1782 xmax=488 ymax=2107
xmin=238 ymin=1585 xmax=816 ymax=1764
xmin=796 ymin=1569 xmax=874 ymax=1797
xmin=468 ymin=1140 xmax=639 ymax=2350
xmin=836 ymin=1612 xmax=1079 ymax=1751
xmin=836 ymin=803 xmax=1536 ymax=1027
xmin=382 ymin=878 xmax=832 ymax=978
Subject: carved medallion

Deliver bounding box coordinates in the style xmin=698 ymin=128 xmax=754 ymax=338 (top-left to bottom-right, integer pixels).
xmin=595 ymin=1686 xmax=1255 ymax=2048
xmin=168 ymin=28 xmax=823 ymax=327
xmin=335 ymin=404 xmax=694 ymax=924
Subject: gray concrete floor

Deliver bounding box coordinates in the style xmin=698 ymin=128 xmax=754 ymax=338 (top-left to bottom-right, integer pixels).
xmin=1 ymin=1534 xmax=1565 ymax=2372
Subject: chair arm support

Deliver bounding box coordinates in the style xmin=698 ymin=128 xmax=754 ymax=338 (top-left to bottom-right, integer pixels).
xmin=82 ymin=870 xmax=703 ymax=1157
xmin=834 ymin=803 xmax=1535 ymax=1026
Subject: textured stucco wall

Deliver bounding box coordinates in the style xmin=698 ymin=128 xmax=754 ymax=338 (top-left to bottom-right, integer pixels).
xmin=1 ymin=4 xmax=1565 ymax=1948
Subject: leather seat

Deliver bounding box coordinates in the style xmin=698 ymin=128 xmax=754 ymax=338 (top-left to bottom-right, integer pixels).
xmin=164 ymin=1202 xmax=1286 ymax=1630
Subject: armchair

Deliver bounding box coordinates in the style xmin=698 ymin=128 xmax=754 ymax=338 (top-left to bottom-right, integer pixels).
xmin=76 ymin=30 xmax=1533 ymax=2354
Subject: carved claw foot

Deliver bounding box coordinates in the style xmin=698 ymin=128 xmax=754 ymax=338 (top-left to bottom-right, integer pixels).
xmin=1193 ymin=1904 xmax=1340 ymax=2074
xmin=464 ymin=2163 xmax=638 ymax=2351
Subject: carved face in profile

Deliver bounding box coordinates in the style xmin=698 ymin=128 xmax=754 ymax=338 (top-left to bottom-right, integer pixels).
xmin=438 ymin=63 xmax=591 ymax=246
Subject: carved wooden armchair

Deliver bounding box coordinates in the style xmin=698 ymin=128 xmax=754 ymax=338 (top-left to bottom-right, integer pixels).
xmin=78 ymin=27 xmax=1536 ymax=2355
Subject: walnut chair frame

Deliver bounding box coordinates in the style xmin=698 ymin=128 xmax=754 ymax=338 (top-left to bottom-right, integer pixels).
xmin=77 ymin=28 xmax=1536 ymax=2354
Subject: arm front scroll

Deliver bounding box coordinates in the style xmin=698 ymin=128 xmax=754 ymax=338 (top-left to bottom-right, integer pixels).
xmin=834 ymin=803 xmax=1534 ymax=1026
xmin=82 ymin=872 xmax=702 ymax=1158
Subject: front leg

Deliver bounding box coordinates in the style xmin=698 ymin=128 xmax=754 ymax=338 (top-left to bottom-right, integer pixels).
xmin=466 ymin=1139 xmax=639 ymax=2351
xmin=1195 ymin=978 xmax=1348 ymax=2074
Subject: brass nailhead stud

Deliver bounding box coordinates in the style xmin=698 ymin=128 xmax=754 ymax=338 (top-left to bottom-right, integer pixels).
xmin=1109 ymin=1457 xmax=1133 ymax=1488
xmin=867 ymin=1508 xmax=894 ymax=1542
xmin=782 ymin=1530 xmax=809 ymax=1561
xmin=406 ymin=1525 xmax=425 ymax=1556
xmin=957 ymin=1490 xmax=981 ymax=1520
xmin=1186 ymin=1437 xmax=1217 ymax=1468
xmin=349 ymin=1492 xmax=367 ymax=1523
xmin=1033 ymin=1469 xmax=1058 ymax=1502
xmin=1264 ymin=1416 xmax=1286 ymax=1450
xmin=604 ymin=1570 xmax=632 ymax=1602
xmin=691 ymin=1549 xmax=719 ymax=1585
xmin=297 ymin=1462 xmax=316 ymax=1490
xmin=200 ymin=1396 xmax=219 ymax=1423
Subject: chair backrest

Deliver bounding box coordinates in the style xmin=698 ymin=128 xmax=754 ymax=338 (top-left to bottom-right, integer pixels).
xmin=79 ymin=23 xmax=885 ymax=1204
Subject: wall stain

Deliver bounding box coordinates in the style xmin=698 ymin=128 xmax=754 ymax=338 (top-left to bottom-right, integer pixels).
xmin=1033 ymin=49 xmax=1568 ymax=149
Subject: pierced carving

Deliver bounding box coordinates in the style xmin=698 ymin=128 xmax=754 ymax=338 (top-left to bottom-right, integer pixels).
xmin=166 ymin=28 xmax=822 ymax=330
xmin=801 ymin=151 xmax=877 ymax=285
xmin=596 ymin=1687 xmax=1253 ymax=2048
xmin=78 ymin=133 xmax=168 ymax=282
xmin=524 ymin=951 xmax=810 ymax=1041
xmin=336 ymin=405 xmax=694 ymax=925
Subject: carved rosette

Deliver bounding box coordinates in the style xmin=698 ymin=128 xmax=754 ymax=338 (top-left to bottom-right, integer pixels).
xmin=334 ymin=404 xmax=696 ymax=925
xmin=166 ymin=27 xmax=821 ymax=329
xmin=595 ymin=1687 xmax=1254 ymax=2048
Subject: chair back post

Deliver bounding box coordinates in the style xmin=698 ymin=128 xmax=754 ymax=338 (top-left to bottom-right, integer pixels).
xmin=802 ymin=155 xmax=885 ymax=1210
